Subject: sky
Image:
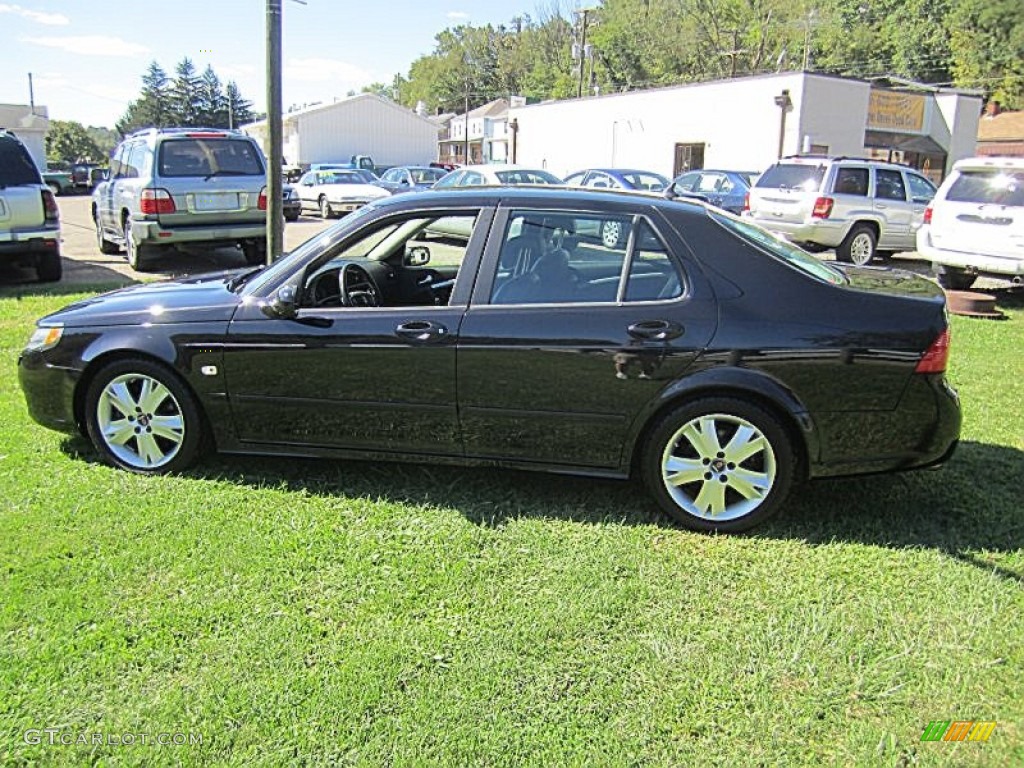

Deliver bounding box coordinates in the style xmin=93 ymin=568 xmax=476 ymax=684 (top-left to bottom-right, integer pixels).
xmin=0 ymin=0 xmax=539 ymax=129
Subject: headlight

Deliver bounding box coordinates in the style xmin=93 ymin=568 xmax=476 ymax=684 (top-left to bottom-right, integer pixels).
xmin=26 ymin=325 xmax=63 ymax=352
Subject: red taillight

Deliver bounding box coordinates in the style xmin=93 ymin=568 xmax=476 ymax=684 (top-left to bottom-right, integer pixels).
xmin=258 ymin=187 xmax=267 ymax=211
xmin=812 ymin=196 xmax=834 ymax=218
xmin=915 ymin=328 xmax=951 ymax=374
xmin=41 ymin=189 xmax=59 ymax=222
xmin=743 ymin=192 xmax=750 ymax=212
xmin=140 ymin=188 xmax=175 ymax=215
xmin=923 ymin=206 xmax=933 ymax=225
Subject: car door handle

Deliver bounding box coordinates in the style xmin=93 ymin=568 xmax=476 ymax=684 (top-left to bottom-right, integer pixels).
xmin=875 ymin=203 xmax=888 ymax=209
xmin=627 ymin=320 xmax=683 ymax=341
xmin=395 ymin=320 xmax=449 ymax=343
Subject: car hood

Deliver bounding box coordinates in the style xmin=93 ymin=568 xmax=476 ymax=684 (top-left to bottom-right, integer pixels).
xmin=833 ymin=263 xmax=946 ymax=303
xmin=40 ymin=269 xmax=250 ymax=328
xmin=319 ymin=183 xmax=389 ymax=197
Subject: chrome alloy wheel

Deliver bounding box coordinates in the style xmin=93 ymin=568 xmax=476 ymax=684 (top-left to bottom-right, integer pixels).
xmin=849 ymin=232 xmax=874 ymax=265
xmin=660 ymin=413 xmax=777 ymax=521
xmin=95 ymin=373 xmax=185 ymax=469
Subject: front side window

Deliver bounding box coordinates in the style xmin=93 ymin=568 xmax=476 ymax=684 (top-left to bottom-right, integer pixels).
xmin=490 ymin=210 xmax=683 ymax=305
xmin=158 ymin=138 xmax=264 ymax=178
xmin=494 ymin=169 xmax=563 ymax=185
xmin=433 ymin=171 xmax=463 ymax=188
xmin=906 ymin=173 xmax=936 ymax=203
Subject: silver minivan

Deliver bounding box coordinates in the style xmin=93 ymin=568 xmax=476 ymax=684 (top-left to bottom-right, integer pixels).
xmin=92 ymin=128 xmax=267 ymax=270
xmin=0 ymin=129 xmax=62 ymax=282
xmin=745 ymin=156 xmax=937 ymax=265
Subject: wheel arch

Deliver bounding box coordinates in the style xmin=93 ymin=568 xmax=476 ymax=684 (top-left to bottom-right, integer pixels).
xmin=72 ymin=347 xmax=212 ymax=444
xmin=625 ymin=367 xmax=818 ymax=482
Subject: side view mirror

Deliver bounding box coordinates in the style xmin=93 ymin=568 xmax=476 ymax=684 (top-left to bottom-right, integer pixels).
xmin=262 ymin=284 xmax=298 ymax=319
xmin=404 ymin=245 xmax=431 ymax=267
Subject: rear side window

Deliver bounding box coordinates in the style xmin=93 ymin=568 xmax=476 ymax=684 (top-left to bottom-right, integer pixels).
xmin=0 ymin=136 xmax=42 ymax=186
xmin=755 ymin=163 xmax=825 ymax=191
xmin=832 ymin=167 xmax=869 ymax=196
xmin=158 ymin=138 xmax=264 ymax=178
xmin=495 ymin=169 xmax=563 ymax=185
xmin=946 ymin=170 xmax=1024 ymax=207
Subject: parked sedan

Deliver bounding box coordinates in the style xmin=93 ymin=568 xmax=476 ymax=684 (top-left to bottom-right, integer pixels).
xmin=294 ymin=169 xmax=390 ymax=218
xmin=375 ymin=166 xmax=449 ymax=195
xmin=564 ymin=168 xmax=670 ymax=192
xmin=669 ymin=169 xmax=758 ymax=214
xmin=432 ymin=164 xmax=563 ymax=188
xmin=19 ymin=187 xmax=960 ymax=533
xmin=282 ymin=184 xmax=301 ymax=222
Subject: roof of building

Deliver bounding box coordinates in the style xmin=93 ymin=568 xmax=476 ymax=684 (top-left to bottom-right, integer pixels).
xmin=241 ymin=92 xmax=437 ymax=130
xmin=978 ymin=110 xmax=1024 ymax=142
xmin=0 ymin=103 xmax=49 ymax=131
xmin=465 ymin=98 xmax=509 ymax=120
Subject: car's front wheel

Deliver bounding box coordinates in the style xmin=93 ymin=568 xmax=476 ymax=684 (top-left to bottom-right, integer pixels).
xmin=84 ymin=358 xmax=203 ymax=474
xmin=319 ymin=196 xmax=333 ymax=219
xmin=641 ymin=397 xmax=795 ymax=532
xmin=95 ymin=214 xmax=120 ymax=255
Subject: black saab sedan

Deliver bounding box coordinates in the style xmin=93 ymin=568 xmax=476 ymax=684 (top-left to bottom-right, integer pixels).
xmin=18 ymin=188 xmax=960 ymax=532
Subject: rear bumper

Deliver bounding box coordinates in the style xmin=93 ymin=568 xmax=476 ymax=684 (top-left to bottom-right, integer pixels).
xmin=0 ymin=228 xmax=61 ymax=257
xmin=746 ymin=215 xmax=849 ymax=248
xmin=917 ymin=226 xmax=1024 ymax=276
xmin=131 ymin=217 xmax=266 ymax=247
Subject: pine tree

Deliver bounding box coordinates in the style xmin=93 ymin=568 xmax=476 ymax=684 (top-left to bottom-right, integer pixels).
xmin=198 ymin=65 xmax=228 ymax=127
xmin=225 ymin=81 xmax=254 ymax=127
xmin=171 ymin=57 xmax=202 ymax=126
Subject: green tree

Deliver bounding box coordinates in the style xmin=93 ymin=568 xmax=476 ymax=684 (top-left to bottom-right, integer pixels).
xmin=116 ymin=61 xmax=172 ymax=135
xmin=225 ymin=81 xmax=254 ymax=127
xmin=171 ymin=57 xmax=202 ymax=126
xmin=948 ymin=0 xmax=1024 ymax=108
xmin=45 ymin=120 xmax=103 ymax=165
xmin=197 ymin=65 xmax=228 ymax=127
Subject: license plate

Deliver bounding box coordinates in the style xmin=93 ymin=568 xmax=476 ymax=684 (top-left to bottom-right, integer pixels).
xmin=192 ymin=193 xmax=240 ymax=212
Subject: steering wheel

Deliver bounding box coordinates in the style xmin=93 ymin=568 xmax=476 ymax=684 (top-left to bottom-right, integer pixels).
xmin=339 ymin=263 xmax=381 ymax=307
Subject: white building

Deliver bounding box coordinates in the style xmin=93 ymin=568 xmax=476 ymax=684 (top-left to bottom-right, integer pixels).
xmin=439 ymin=98 xmax=510 ymax=165
xmin=0 ymin=103 xmax=50 ymax=170
xmin=241 ymin=93 xmax=438 ymax=169
xmin=510 ymin=73 xmax=982 ymax=183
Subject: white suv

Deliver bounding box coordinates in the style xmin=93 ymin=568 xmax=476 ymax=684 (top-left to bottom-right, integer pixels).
xmin=917 ymin=156 xmax=1024 ymax=290
xmin=746 ymin=156 xmax=937 ymax=265
xmin=0 ymin=129 xmax=62 ymax=282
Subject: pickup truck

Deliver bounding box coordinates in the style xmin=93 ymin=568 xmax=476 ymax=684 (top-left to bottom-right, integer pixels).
xmin=42 ymin=169 xmax=74 ymax=196
xmin=284 ymin=155 xmax=394 ymax=182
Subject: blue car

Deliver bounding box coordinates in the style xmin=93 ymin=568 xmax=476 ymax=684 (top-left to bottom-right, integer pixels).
xmin=564 ymin=167 xmax=669 ymax=193
xmin=669 ymin=169 xmax=758 ymax=214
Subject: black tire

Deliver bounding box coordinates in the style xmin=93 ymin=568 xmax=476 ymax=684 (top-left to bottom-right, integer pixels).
xmin=95 ymin=214 xmax=120 ymax=255
xmin=933 ymin=264 xmax=976 ymax=291
xmin=124 ymin=219 xmax=147 ymax=271
xmin=640 ymin=397 xmax=796 ymax=533
xmin=35 ymin=250 xmax=63 ymax=283
xmin=284 ymin=211 xmax=299 ymax=223
xmin=242 ymin=241 xmax=265 ymax=266
xmin=84 ymin=358 xmax=203 ymax=474
xmin=836 ymin=224 xmax=876 ymax=266
xmin=319 ymin=196 xmax=333 ymax=219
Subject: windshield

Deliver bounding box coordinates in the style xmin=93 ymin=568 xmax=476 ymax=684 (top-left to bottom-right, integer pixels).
xmin=946 ymin=170 xmax=1024 ymax=207
xmin=708 ymin=210 xmax=845 ymax=285
xmin=323 ymin=171 xmax=365 ymax=185
xmin=495 ymin=169 xmax=563 ymax=185
xmin=755 ymin=163 xmax=825 ymax=191
xmin=411 ymin=168 xmax=446 ymax=184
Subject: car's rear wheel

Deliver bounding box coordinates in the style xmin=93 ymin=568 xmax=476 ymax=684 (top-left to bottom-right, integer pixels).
xmin=836 ymin=224 xmax=876 ymax=266
xmin=124 ymin=219 xmax=147 ymax=271
xmin=285 ymin=211 xmax=299 ymax=223
xmin=241 ymin=241 xmax=265 ymax=266
xmin=95 ymin=215 xmax=120 ymax=255
xmin=933 ymin=264 xmax=977 ymax=291
xmin=319 ymin=196 xmax=333 ymax=219
xmin=641 ymin=397 xmax=795 ymax=532
xmin=35 ymin=250 xmax=62 ymax=283
xmin=84 ymin=358 xmax=202 ymax=474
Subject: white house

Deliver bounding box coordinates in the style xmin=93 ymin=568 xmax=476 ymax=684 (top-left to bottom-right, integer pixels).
xmin=0 ymin=103 xmax=50 ymax=170
xmin=438 ymin=98 xmax=511 ymax=165
xmin=241 ymin=93 xmax=438 ymax=169
xmin=509 ymin=73 xmax=982 ymax=183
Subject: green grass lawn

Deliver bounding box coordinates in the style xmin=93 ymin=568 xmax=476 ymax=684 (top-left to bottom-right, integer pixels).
xmin=1 ymin=285 xmax=1022 ymax=767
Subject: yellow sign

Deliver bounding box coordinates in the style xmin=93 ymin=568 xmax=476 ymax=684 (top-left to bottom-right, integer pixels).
xmin=867 ymin=90 xmax=926 ymax=133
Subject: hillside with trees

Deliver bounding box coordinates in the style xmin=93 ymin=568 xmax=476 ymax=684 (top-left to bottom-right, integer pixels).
xmin=380 ymin=0 xmax=1023 ymax=113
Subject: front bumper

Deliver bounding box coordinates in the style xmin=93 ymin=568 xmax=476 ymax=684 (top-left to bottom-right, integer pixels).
xmin=917 ymin=226 xmax=1024 ymax=276
xmin=18 ymin=349 xmax=81 ymax=434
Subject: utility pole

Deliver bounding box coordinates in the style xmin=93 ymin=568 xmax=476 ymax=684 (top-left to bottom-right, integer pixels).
xmin=28 ymin=73 xmax=36 ymax=115
xmin=463 ymin=78 xmax=470 ymax=165
xmin=265 ymin=0 xmax=283 ymax=264
xmin=576 ymin=8 xmax=595 ymax=99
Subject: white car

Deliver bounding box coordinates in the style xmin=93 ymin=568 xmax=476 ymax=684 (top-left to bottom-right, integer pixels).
xmin=917 ymin=156 xmax=1024 ymax=289
xmin=295 ymin=169 xmax=390 ymax=219
xmin=431 ymin=163 xmax=563 ymax=188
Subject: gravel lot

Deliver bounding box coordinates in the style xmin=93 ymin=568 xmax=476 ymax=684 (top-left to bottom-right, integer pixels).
xmin=0 ymin=192 xmax=1009 ymax=291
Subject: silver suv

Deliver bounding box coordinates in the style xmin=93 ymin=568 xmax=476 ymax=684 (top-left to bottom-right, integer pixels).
xmin=93 ymin=128 xmax=267 ymax=270
xmin=745 ymin=156 xmax=937 ymax=265
xmin=0 ymin=129 xmax=62 ymax=282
